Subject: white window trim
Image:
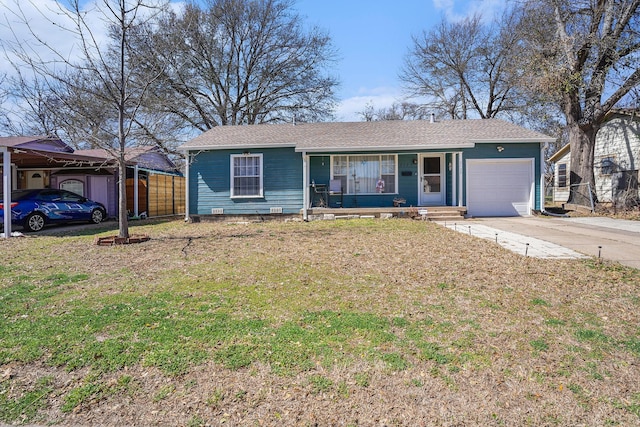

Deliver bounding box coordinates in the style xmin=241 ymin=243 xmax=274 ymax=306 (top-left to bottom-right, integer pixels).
xmin=230 ymin=153 xmax=264 ymax=198
xmin=59 ymin=178 xmax=85 ymax=196
xmin=330 ymin=154 xmax=398 ymax=195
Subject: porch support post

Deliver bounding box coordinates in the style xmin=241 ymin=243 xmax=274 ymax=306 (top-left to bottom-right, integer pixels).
xmin=184 ymin=150 xmax=190 ymax=222
xmin=2 ymin=147 xmax=12 ymax=237
xmin=451 ymin=153 xmax=457 ymax=206
xmin=457 ymin=152 xmax=463 ymax=207
xmin=302 ymin=152 xmax=308 ymax=221
xmin=133 ymin=164 xmax=139 ymax=217
xmin=540 ymin=142 xmax=547 ymax=213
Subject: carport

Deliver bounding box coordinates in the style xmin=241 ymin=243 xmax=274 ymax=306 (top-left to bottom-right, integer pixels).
xmin=1 ymin=137 xmax=118 ymax=238
xmin=2 ymin=137 xmax=184 ymax=237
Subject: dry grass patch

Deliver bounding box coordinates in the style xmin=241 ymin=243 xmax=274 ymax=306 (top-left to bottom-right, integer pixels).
xmin=0 ymin=218 xmax=639 ymax=426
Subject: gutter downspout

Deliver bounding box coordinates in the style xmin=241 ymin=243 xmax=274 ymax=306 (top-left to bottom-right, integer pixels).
xmin=184 ymin=150 xmax=190 ymax=222
xmin=302 ymin=152 xmax=308 ymax=221
xmin=458 ymin=151 xmax=463 ymax=207
xmin=2 ymin=147 xmax=12 ymax=238
xmin=540 ymin=142 xmax=547 ymax=214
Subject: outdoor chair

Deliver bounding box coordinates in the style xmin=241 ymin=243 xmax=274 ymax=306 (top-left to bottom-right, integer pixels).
xmin=329 ymin=179 xmax=343 ymax=207
xmin=310 ymin=181 xmax=328 ymax=208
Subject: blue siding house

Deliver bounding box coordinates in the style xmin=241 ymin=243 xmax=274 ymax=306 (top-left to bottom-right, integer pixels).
xmin=179 ymin=119 xmax=555 ymax=219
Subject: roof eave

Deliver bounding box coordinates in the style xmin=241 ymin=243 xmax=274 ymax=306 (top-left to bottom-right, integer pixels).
xmin=10 ymin=148 xmax=121 ymax=165
xmin=296 ymin=143 xmax=476 ymax=153
xmin=472 ymin=137 xmax=556 ymax=144
xmin=549 ymin=144 xmax=570 ymax=162
xmin=179 ymin=143 xmax=296 ymax=152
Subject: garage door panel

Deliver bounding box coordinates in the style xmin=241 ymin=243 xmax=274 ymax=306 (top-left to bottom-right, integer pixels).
xmin=467 ymin=159 xmax=534 ymax=217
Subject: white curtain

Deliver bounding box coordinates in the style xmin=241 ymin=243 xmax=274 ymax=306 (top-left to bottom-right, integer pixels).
xmin=349 ymin=156 xmax=379 ymax=194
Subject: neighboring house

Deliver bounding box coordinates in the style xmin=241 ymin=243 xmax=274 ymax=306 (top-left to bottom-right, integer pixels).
xmin=550 ymin=109 xmax=640 ymax=205
xmin=0 ymin=137 xmax=184 ymax=219
xmin=75 ymin=146 xmax=185 ymax=217
xmin=549 ymin=143 xmax=571 ymax=203
xmin=0 ymin=136 xmax=119 ymax=216
xmin=179 ymin=119 xmax=555 ymax=219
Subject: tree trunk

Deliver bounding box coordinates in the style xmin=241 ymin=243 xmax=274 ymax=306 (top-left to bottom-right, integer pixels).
xmin=118 ymin=157 xmax=129 ymax=239
xmin=567 ymin=121 xmax=598 ymax=207
xmin=117 ymin=2 xmax=129 ymax=240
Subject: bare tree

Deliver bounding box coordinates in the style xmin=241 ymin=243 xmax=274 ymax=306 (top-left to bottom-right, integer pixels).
xmin=0 ymin=73 xmax=10 ymax=133
xmin=2 ymin=70 xmax=63 ymax=137
xmin=401 ymin=10 xmax=525 ymax=120
xmin=358 ymin=101 xmax=429 ymax=121
xmin=3 ymin=0 xmax=173 ymax=238
xmin=133 ymin=0 xmax=339 ymax=131
xmin=518 ymin=0 xmax=640 ymax=205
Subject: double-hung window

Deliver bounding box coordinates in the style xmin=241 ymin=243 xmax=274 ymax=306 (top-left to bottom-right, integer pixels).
xmin=600 ymin=156 xmax=615 ymax=175
xmin=331 ymin=155 xmax=397 ymax=194
xmin=557 ymin=163 xmax=567 ymax=188
xmin=230 ymin=154 xmax=263 ymax=198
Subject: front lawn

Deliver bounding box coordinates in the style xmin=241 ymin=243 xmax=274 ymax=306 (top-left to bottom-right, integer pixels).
xmin=1 ymin=219 xmax=639 ymax=426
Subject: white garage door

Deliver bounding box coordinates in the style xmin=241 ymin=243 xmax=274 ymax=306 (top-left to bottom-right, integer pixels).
xmin=467 ymin=158 xmax=534 ymax=217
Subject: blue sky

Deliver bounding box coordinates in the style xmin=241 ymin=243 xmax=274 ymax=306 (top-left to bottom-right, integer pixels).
xmin=293 ymin=0 xmax=505 ymax=120
xmin=0 ymin=0 xmax=504 ymax=122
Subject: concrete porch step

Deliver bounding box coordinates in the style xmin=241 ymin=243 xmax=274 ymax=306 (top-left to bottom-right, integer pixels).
xmin=307 ymin=206 xmax=467 ymax=220
xmin=415 ymin=207 xmax=465 ymax=220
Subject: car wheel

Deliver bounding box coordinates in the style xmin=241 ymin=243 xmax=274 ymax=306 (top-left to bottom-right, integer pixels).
xmin=90 ymin=208 xmax=105 ymax=224
xmin=24 ymin=212 xmax=46 ymax=232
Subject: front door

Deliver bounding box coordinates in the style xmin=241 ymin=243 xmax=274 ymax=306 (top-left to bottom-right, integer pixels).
xmin=27 ymin=171 xmax=44 ymax=189
xmin=420 ymin=154 xmax=445 ymax=205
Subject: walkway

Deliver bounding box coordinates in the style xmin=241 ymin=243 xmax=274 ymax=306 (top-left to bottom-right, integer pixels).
xmin=438 ymin=216 xmax=640 ymax=269
xmin=439 ymin=220 xmax=588 ymax=260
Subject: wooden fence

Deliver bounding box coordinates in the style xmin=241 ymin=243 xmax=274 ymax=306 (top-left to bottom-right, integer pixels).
xmin=126 ymin=174 xmax=185 ymax=217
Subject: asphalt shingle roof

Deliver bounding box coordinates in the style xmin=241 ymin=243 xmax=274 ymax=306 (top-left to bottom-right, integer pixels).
xmin=75 ymin=146 xmax=156 ymax=162
xmin=179 ymin=119 xmax=555 ymax=152
xmin=0 ymin=136 xmax=72 ymax=152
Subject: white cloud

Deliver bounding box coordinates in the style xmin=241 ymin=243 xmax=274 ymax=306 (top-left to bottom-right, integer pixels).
xmin=0 ymin=0 xmax=110 ymax=74
xmin=432 ymin=0 xmax=505 ymax=23
xmin=335 ymin=86 xmax=404 ymax=122
xmin=432 ymin=0 xmax=455 ymax=11
xmin=0 ymin=0 xmax=173 ymax=74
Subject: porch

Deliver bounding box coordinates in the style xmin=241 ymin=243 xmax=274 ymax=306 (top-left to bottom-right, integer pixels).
xmin=304 ymin=152 xmax=465 ymax=214
xmin=306 ymin=206 xmax=467 ymax=221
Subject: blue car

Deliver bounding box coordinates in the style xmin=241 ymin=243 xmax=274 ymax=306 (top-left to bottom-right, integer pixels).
xmin=0 ymin=189 xmax=107 ymax=232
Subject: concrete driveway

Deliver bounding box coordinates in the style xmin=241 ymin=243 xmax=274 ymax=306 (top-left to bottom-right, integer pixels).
xmin=468 ymin=216 xmax=640 ymax=269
